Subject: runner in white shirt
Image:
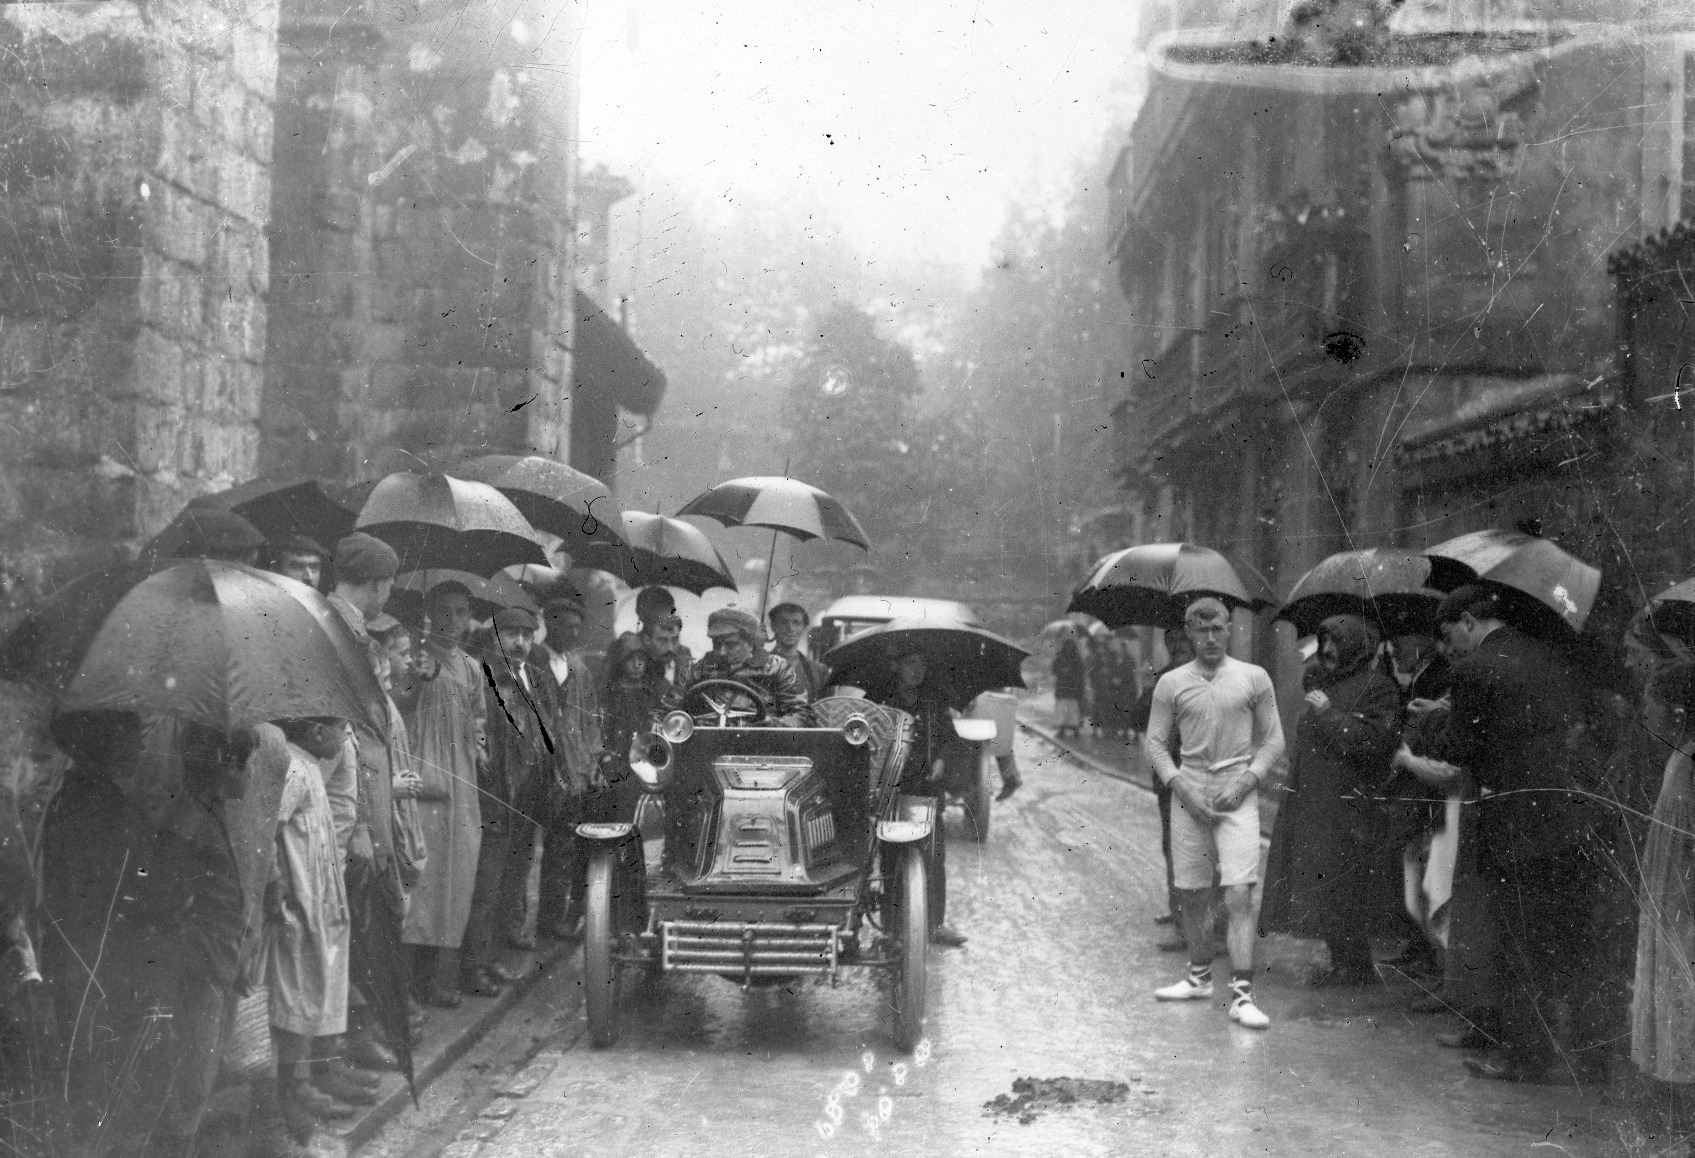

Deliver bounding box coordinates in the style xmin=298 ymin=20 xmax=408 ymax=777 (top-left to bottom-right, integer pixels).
xmin=1144 ymin=596 xmax=1285 ymax=1029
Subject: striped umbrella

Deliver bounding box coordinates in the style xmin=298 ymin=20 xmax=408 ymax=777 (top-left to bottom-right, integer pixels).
xmin=675 ymin=476 xmax=870 ymax=549
xmin=676 ymin=475 xmax=869 ymax=614
xmin=355 ymin=470 xmax=548 ymax=576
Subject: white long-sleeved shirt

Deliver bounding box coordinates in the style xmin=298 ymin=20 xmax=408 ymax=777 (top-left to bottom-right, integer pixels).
xmin=1145 ymin=656 xmax=1285 ymax=786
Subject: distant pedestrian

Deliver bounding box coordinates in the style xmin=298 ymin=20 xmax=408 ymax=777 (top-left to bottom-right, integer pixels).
xmin=1052 ymin=638 xmax=1086 ymax=740
xmin=1146 ymin=597 xmax=1285 ymax=1030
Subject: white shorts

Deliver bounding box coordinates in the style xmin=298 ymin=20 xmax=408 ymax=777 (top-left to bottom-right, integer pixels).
xmin=1169 ymin=777 xmax=1261 ymax=890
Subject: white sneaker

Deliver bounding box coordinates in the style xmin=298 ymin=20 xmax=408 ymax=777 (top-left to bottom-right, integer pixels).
xmin=1228 ymin=992 xmax=1271 ymax=1029
xmin=1155 ymin=975 xmax=1214 ymax=1001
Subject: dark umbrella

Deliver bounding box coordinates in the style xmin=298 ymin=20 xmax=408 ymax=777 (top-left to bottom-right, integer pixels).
xmin=1424 ymin=529 xmax=1600 ymax=633
xmin=824 ymin=618 xmax=1029 ymax=706
xmin=0 ymin=562 xmax=157 ymax=692
xmin=1275 ymin=547 xmax=1441 ymax=638
xmin=61 ymin=561 xmax=387 ymax=734
xmin=573 ymin=511 xmax=737 ymax=596
xmin=355 ymin=471 xmax=548 ymax=576
xmin=185 ymin=477 xmax=359 ymax=550
xmin=453 ymin=454 xmax=628 ymax=555
xmin=394 ymin=569 xmax=538 ymax=619
xmin=1069 ymin=542 xmax=1274 ymax=629
xmin=1643 ymin=578 xmax=1695 ymax=646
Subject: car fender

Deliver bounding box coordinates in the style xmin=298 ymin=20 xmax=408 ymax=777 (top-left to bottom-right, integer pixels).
xmin=876 ymin=819 xmax=933 ymax=843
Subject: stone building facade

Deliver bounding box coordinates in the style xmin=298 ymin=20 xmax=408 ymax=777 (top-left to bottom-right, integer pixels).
xmin=0 ymin=0 xmax=671 ymax=914
xmin=1104 ymin=2 xmax=1694 ymax=707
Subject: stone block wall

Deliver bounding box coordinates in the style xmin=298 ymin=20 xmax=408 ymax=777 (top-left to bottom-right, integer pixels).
xmin=0 ymin=0 xmax=279 ymax=911
xmin=0 ymin=0 xmax=278 ymax=593
xmin=261 ymin=0 xmax=579 ymax=483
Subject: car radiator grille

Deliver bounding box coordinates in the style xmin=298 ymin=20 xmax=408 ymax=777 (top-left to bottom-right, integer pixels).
xmin=660 ymin=920 xmax=840 ymax=977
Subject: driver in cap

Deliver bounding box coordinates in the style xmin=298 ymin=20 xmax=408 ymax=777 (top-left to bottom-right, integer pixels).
xmin=692 ymin=607 xmax=810 ymax=727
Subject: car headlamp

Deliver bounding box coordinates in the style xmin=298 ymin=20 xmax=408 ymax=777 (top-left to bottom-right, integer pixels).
xmin=841 ymin=714 xmax=871 ymax=747
xmin=630 ymin=731 xmax=673 ymax=792
xmin=660 ymin=710 xmax=695 ymax=745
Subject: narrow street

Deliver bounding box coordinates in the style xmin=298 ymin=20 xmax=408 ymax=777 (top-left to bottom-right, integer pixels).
xmin=367 ymin=726 xmax=1627 ymax=1158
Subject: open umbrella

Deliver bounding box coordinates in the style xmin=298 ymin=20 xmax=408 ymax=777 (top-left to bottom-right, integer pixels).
xmin=0 ymin=562 xmax=158 ymax=692
xmin=573 ymin=511 xmax=737 ymax=596
xmin=675 ymin=475 xmax=869 ymax=615
xmin=355 ymin=471 xmax=547 ymax=576
xmin=824 ymin=619 xmax=1030 ymax=706
xmin=1276 ymin=547 xmax=1441 ymax=638
xmin=184 ymin=476 xmax=360 ymax=550
xmin=60 ymin=561 xmax=387 ymax=733
xmin=1424 ymin=529 xmax=1600 ymax=633
xmin=675 ymin=475 xmax=870 ymax=548
xmin=394 ymin=570 xmax=538 ymax=619
xmin=453 ymin=455 xmax=628 ymax=555
xmin=1069 ymin=542 xmax=1274 ymax=629
xmin=1642 ymin=578 xmax=1695 ymax=646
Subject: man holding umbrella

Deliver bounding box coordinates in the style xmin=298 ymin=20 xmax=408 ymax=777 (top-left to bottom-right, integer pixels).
xmin=1146 ymin=596 xmax=1284 ymax=1030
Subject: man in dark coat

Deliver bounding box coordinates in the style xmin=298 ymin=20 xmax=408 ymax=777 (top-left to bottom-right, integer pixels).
xmin=1132 ymin=628 xmax=1194 ymax=937
xmin=1421 ymin=584 xmax=1607 ymax=1083
xmin=1259 ymin=614 xmax=1404 ymax=986
xmin=462 ymin=608 xmax=552 ymax=995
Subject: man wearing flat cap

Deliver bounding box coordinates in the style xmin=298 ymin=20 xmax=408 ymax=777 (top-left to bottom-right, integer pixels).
xmin=462 ymin=606 xmax=554 ymax=993
xmin=162 ymin=507 xmax=268 ymax=566
xmin=505 ymin=595 xmax=601 ymax=944
xmin=321 ymin=531 xmax=409 ymax=1076
xmin=691 ymin=607 xmax=810 ymax=727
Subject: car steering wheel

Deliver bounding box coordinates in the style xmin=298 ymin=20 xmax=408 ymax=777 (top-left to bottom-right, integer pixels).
xmin=682 ymin=678 xmax=771 ymax=726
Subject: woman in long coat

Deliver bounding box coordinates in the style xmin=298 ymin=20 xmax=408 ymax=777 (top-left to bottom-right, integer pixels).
xmin=1051 ymin=638 xmax=1087 ymax=739
xmin=396 ymin=584 xmax=486 ymax=1007
xmin=1631 ymin=608 xmax=1695 ymax=1082
xmin=1260 ymin=613 xmax=1404 ymax=986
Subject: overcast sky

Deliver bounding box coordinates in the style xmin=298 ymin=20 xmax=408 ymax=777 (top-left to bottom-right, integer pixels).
xmin=575 ymin=0 xmax=1144 ymax=271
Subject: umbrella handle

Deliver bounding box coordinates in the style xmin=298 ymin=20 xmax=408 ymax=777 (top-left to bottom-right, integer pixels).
xmin=757 ymin=526 xmax=779 ymax=620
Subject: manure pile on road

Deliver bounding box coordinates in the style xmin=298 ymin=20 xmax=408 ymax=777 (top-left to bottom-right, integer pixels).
xmin=982 ymin=1076 xmax=1146 ymax=1125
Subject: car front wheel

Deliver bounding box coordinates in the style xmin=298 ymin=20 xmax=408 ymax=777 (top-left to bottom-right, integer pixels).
xmin=584 ymin=848 xmax=622 ymax=1047
xmin=891 ymin=845 xmax=928 ymax=1051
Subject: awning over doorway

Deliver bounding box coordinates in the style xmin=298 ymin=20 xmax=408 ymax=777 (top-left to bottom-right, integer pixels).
xmin=573 ymin=288 xmax=667 ymax=416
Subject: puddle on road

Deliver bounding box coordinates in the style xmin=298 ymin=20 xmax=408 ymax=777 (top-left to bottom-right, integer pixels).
xmin=982 ymin=1076 xmax=1150 ymax=1125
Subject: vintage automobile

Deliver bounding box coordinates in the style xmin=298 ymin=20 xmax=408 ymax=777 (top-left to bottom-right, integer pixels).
xmin=812 ymin=594 xmax=1010 ymax=841
xmin=574 ymin=688 xmax=934 ymax=1051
